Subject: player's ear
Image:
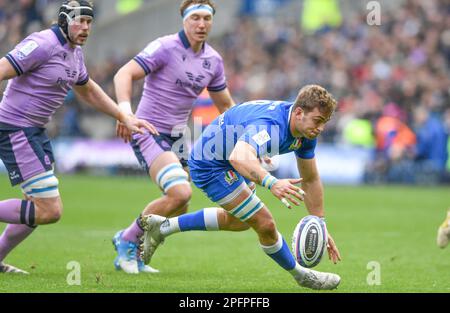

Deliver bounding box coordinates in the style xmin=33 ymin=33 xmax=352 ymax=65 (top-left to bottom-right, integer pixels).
xmin=294 ymin=106 xmax=304 ymax=119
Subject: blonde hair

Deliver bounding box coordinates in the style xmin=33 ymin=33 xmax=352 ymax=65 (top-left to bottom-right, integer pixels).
xmin=293 ymin=85 xmax=337 ymax=116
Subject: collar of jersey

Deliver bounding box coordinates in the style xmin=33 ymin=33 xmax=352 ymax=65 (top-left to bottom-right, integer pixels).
xmin=178 ymin=30 xmax=205 ymax=52
xmin=51 ymin=25 xmax=67 ymax=46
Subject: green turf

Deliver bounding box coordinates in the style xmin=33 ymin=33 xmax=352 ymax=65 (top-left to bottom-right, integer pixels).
xmin=0 ymin=175 xmax=449 ymax=292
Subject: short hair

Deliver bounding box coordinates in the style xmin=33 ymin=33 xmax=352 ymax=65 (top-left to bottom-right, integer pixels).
xmin=293 ymin=85 xmax=337 ymax=116
xmin=180 ymin=0 xmax=216 ymax=17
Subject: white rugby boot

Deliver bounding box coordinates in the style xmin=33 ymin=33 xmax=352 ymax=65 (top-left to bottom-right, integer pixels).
xmin=291 ymin=263 xmax=341 ymax=290
xmin=437 ymin=209 xmax=450 ymax=249
xmin=140 ymin=214 xmax=167 ymax=265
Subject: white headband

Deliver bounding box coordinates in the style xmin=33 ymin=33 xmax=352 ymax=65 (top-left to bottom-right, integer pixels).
xmin=182 ymin=4 xmax=214 ymax=22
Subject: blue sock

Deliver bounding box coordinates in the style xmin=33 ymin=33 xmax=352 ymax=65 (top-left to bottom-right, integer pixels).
xmin=261 ymin=233 xmax=296 ymax=271
xmin=178 ymin=210 xmax=207 ymax=231
xmin=161 ymin=208 xmax=219 ymax=237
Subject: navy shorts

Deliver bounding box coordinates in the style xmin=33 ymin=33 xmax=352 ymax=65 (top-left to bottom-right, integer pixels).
xmin=130 ymin=132 xmax=189 ymax=172
xmin=0 ymin=123 xmax=54 ymax=186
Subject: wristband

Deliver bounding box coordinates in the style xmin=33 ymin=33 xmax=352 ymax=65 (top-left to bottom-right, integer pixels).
xmin=118 ymin=101 xmax=133 ymax=115
xmin=261 ymin=174 xmax=278 ymax=190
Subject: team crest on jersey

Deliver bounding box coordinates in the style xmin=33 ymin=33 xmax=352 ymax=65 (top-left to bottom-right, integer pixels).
xmin=289 ymin=138 xmax=302 ymax=150
xmin=202 ymin=59 xmax=211 ymax=70
xmin=224 ymin=170 xmax=238 ymax=185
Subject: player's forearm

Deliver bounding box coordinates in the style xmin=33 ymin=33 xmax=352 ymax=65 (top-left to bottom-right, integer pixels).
xmin=113 ymin=69 xmax=133 ymax=104
xmin=76 ymin=80 xmax=124 ymax=122
xmin=229 ymin=145 xmax=268 ymax=184
xmin=301 ymin=178 xmax=325 ymax=217
xmin=231 ymin=158 xmax=269 ymax=185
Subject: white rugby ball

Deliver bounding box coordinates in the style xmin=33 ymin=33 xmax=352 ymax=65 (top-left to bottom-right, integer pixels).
xmin=292 ymin=215 xmax=327 ymax=268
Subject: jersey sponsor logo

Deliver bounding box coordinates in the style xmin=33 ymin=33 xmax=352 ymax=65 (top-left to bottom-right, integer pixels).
xmin=57 ymin=69 xmax=78 ymax=88
xmin=175 ymin=72 xmax=206 ymax=92
xmin=252 ymin=130 xmax=271 ymax=146
xmin=16 ymin=40 xmax=39 ymax=60
xmin=289 ymin=138 xmax=302 ymax=150
xmin=143 ymin=40 xmax=162 ymax=57
xmin=224 ymin=170 xmax=238 ymax=185
xmin=65 ymin=69 xmax=77 ymax=79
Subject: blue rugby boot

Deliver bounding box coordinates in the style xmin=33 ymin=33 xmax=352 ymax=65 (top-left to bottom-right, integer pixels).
xmin=112 ymin=230 xmax=139 ymax=274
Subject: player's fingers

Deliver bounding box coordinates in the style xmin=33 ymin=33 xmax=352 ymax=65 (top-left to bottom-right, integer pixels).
xmin=284 ymin=194 xmax=301 ymax=206
xmin=141 ymin=121 xmax=159 ymax=135
xmin=288 ymin=178 xmax=303 ymax=185
xmin=280 ymin=198 xmax=291 ymax=209
xmin=287 ymin=187 xmax=305 ymax=201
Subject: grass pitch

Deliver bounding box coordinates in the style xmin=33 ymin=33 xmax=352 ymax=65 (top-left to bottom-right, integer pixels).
xmin=0 ymin=175 xmax=449 ymax=292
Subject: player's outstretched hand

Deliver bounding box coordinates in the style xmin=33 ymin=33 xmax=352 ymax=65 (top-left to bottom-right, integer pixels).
xmin=326 ymin=233 xmax=341 ymax=264
xmin=118 ymin=115 xmax=159 ymax=143
xmin=116 ymin=121 xmax=132 ymax=143
xmin=270 ymin=178 xmax=305 ymax=209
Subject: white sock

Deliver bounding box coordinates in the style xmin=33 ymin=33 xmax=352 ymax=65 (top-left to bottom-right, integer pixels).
xmin=288 ymin=262 xmax=309 ymax=280
xmin=160 ymin=218 xmax=180 ymax=237
xmin=203 ymin=207 xmax=220 ymax=231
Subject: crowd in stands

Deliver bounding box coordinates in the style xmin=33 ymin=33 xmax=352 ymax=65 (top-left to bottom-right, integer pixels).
xmin=1 ymin=0 xmax=449 ymax=183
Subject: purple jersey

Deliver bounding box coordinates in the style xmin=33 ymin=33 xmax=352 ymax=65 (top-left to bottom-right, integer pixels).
xmin=0 ymin=25 xmax=89 ymax=128
xmin=133 ymin=30 xmax=227 ymax=134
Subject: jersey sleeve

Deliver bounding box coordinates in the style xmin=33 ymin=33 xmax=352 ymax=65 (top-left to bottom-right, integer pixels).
xmin=294 ymin=138 xmax=317 ymax=159
xmin=5 ymin=36 xmax=51 ymax=76
xmin=133 ymin=39 xmax=168 ymax=75
xmin=76 ymin=50 xmax=89 ymax=86
xmin=238 ymin=121 xmax=280 ymax=158
xmin=207 ymin=57 xmax=227 ymax=92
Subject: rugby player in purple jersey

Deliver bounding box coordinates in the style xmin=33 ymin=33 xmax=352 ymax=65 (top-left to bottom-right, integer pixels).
xmin=0 ymin=1 xmax=156 ymax=274
xmin=112 ymin=0 xmax=237 ymax=274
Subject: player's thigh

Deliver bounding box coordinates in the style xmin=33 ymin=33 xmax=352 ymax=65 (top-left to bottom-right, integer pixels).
xmin=193 ymin=168 xmax=265 ymax=224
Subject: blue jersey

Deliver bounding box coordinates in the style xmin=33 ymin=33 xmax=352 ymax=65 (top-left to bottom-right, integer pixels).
xmin=189 ymin=100 xmax=317 ymax=171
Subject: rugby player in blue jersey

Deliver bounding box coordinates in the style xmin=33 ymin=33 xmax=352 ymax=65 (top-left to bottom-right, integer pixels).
xmin=140 ymin=85 xmax=342 ymax=290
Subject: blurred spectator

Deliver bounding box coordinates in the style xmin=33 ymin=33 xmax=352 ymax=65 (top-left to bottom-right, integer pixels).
xmin=301 ymin=0 xmax=342 ymax=34
xmin=413 ymin=106 xmax=449 ymax=183
xmin=116 ymin=0 xmax=143 ymax=15
xmin=365 ymin=103 xmax=417 ymax=184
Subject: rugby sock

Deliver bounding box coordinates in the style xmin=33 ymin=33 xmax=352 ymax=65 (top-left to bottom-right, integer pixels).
xmin=160 ymin=208 xmax=220 ymax=237
xmin=122 ymin=216 xmax=145 ymax=244
xmin=261 ymin=232 xmax=296 ymax=271
xmin=0 ymin=199 xmax=35 ymax=226
xmin=0 ymin=224 xmax=36 ymax=262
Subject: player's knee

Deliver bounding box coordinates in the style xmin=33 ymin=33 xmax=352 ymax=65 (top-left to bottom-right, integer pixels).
xmin=226 ymin=214 xmax=251 ymax=231
xmin=167 ymin=186 xmax=192 ymax=210
xmin=257 ymin=219 xmax=277 ymax=239
xmin=35 ymin=200 xmax=63 ymax=224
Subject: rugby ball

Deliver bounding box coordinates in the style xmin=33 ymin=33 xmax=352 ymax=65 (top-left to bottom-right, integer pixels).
xmin=292 ymin=215 xmax=327 ymax=268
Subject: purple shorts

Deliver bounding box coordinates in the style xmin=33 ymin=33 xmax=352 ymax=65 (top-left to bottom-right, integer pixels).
xmin=0 ymin=123 xmax=54 ymax=186
xmin=130 ymin=132 xmax=189 ymax=172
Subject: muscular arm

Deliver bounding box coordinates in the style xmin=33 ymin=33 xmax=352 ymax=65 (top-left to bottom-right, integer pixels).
xmin=208 ymin=88 xmax=235 ymax=113
xmin=297 ymin=157 xmax=325 ymax=217
xmin=0 ymin=57 xmax=19 ymax=82
xmin=73 ymin=79 xmax=122 ymax=121
xmin=229 ymin=141 xmax=268 ymax=184
xmin=113 ymin=60 xmax=146 ymax=104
